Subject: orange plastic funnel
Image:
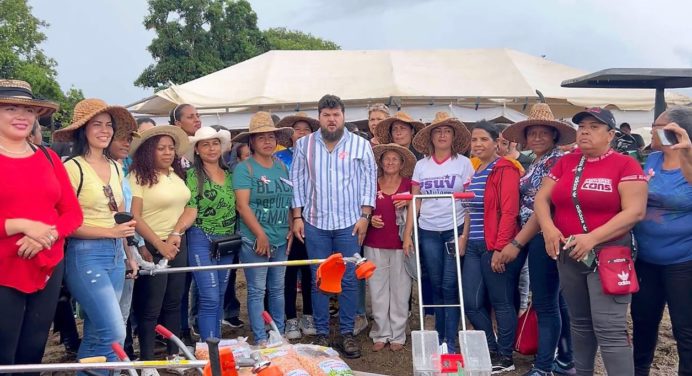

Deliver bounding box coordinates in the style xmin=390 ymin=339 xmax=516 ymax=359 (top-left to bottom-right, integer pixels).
xmin=203 ymin=347 xmax=238 ymax=376
xmin=355 ymin=260 xmax=376 ymax=280
xmin=316 ymin=253 xmax=345 ymax=294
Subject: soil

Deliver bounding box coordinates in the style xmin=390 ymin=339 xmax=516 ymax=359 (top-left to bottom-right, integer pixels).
xmin=42 ymin=274 xmax=679 ymax=375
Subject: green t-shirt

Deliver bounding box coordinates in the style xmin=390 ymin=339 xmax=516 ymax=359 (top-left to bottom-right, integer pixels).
xmin=232 ymin=158 xmax=292 ymax=246
xmin=186 ymin=169 xmax=236 ymax=235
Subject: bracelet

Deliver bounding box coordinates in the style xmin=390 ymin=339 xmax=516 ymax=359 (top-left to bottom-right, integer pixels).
xmin=511 ymin=239 xmax=524 ymax=249
xmin=293 ymin=216 xmax=303 ymax=221
xmin=171 ymin=232 xmax=183 ymax=237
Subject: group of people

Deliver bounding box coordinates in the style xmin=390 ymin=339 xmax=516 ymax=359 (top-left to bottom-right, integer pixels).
xmin=1 ymin=78 xmax=692 ymax=376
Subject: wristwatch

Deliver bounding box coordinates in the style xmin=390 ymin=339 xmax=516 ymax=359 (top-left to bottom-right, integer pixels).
xmin=360 ymin=213 xmax=373 ymax=221
xmin=511 ymin=239 xmax=524 ymax=250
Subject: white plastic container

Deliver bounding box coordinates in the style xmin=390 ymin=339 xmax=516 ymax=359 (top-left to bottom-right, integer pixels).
xmin=412 ymin=330 xmax=441 ymax=376
xmin=458 ymin=330 xmax=492 ymax=376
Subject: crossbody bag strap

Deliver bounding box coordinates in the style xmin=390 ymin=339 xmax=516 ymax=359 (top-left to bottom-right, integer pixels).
xmin=570 ymin=155 xmax=589 ymax=233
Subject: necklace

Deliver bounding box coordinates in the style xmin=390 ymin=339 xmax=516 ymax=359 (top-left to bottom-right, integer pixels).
xmin=0 ymin=141 xmax=31 ymax=155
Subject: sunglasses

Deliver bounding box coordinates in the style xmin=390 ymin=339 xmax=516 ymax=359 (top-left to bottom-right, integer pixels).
xmin=103 ymin=185 xmax=118 ymax=212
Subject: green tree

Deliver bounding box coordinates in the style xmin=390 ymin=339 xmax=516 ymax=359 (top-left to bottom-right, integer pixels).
xmin=264 ymin=27 xmax=340 ymax=50
xmin=137 ymin=0 xmax=339 ymax=90
xmin=0 ymin=0 xmax=84 ymax=125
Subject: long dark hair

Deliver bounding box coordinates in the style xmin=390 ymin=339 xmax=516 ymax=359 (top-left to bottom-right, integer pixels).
xmin=70 ymin=114 xmax=118 ymax=158
xmin=192 ymin=150 xmax=228 ymax=197
xmin=130 ymin=135 xmax=184 ymax=187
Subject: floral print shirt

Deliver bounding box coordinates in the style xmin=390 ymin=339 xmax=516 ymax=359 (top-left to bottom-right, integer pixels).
xmin=519 ymin=147 xmax=563 ymax=225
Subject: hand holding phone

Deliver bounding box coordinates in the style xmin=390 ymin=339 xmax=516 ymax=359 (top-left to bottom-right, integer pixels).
xmin=657 ymin=128 xmax=679 ymax=146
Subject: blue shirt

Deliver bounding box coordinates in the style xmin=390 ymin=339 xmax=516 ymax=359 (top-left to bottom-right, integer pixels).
xmin=274 ymin=148 xmax=294 ymax=170
xmin=634 ymin=152 xmax=692 ymax=265
xmin=291 ymin=129 xmax=377 ymax=230
xmin=468 ymin=159 xmax=497 ymax=241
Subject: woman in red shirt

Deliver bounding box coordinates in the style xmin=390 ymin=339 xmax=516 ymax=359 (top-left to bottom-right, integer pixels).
xmin=363 ymin=143 xmax=416 ymax=352
xmin=535 ymin=108 xmax=648 ymax=375
xmin=0 ymin=80 xmax=82 ymax=371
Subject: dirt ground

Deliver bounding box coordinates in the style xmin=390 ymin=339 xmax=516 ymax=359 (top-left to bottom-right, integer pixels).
xmin=42 ymin=274 xmax=679 ymax=375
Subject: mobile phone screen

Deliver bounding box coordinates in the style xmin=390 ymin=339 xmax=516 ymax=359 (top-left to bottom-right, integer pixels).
xmin=445 ymin=241 xmax=456 ymax=255
xmin=657 ymin=128 xmax=679 ymax=146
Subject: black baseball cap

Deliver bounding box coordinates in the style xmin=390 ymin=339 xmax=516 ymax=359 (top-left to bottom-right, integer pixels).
xmin=572 ymin=107 xmax=617 ymax=130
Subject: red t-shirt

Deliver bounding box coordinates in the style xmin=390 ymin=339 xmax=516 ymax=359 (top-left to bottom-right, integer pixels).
xmin=548 ymin=149 xmax=646 ymax=237
xmin=0 ymin=149 xmax=83 ymax=293
xmin=363 ymin=178 xmax=412 ymax=250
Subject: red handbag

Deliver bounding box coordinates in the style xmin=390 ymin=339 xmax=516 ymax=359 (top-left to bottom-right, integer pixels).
xmin=514 ymin=304 xmax=538 ymax=355
xmin=597 ymin=245 xmax=639 ymax=295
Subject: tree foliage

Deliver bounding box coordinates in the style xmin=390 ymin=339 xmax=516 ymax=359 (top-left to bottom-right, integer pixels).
xmin=0 ymin=0 xmax=84 ymax=125
xmin=136 ymin=0 xmax=339 ymax=90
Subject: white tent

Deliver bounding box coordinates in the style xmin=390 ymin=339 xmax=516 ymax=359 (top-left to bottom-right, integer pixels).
xmin=127 ymin=49 xmax=691 ymax=129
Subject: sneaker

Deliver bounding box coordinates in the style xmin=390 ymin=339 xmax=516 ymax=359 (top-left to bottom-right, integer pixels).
xmin=222 ymin=316 xmax=245 ymax=328
xmin=312 ymin=334 xmax=330 ymax=347
xmin=552 ymin=359 xmax=576 ymax=375
xmin=285 ymin=318 xmax=302 ymax=340
xmin=333 ymin=333 xmax=362 ymax=359
xmin=352 ymin=315 xmax=369 ymax=336
xmin=299 ymin=315 xmax=317 ymax=336
xmin=141 ymin=369 xmax=160 ymax=376
xmin=165 ymin=355 xmax=186 ymax=375
xmin=522 ymin=369 xmax=554 ymax=376
xmin=491 ymin=354 xmax=515 ymax=374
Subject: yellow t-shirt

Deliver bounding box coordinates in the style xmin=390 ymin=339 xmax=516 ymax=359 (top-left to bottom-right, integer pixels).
xmin=64 ymin=156 xmax=124 ymax=228
xmin=129 ymin=169 xmax=191 ymax=239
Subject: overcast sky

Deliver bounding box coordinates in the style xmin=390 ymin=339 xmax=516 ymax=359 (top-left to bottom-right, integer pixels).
xmin=29 ymin=0 xmax=692 ymax=105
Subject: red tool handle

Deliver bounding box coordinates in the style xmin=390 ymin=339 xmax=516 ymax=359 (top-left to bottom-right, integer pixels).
xmin=391 ymin=192 xmax=475 ymax=201
xmin=111 ymin=342 xmax=129 ymax=361
xmin=155 ymin=324 xmax=173 ymax=339
xmin=262 ymin=311 xmax=273 ymax=324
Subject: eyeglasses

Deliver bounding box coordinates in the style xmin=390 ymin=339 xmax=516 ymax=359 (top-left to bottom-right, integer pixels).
xmin=103 ymin=185 xmax=118 ymax=212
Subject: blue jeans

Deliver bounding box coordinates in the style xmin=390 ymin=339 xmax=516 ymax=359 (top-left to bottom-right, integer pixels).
xmin=239 ymin=237 xmax=287 ymax=343
xmin=528 ymin=234 xmax=573 ymax=371
xmin=304 ymin=222 xmax=359 ymax=335
xmin=418 ymin=226 xmax=463 ymax=353
xmin=187 ymin=226 xmax=233 ymax=341
xmin=463 ymin=239 xmax=527 ymax=357
xmin=64 ymin=238 xmax=125 ymax=369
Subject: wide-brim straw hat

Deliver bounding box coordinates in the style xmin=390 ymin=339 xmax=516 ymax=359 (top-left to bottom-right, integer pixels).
xmin=53 ymin=98 xmax=137 ymax=143
xmin=129 ymin=125 xmax=190 ymax=157
xmin=276 ymin=112 xmax=319 ymax=132
xmin=502 ymin=103 xmax=576 ymax=146
xmin=412 ymin=112 xmax=471 ymax=155
xmin=184 ymin=126 xmax=232 ymax=161
xmin=0 ymin=79 xmax=59 ymax=116
xmin=232 ymin=111 xmax=293 ymax=147
xmin=373 ymin=143 xmax=417 ymax=178
xmin=375 ymin=111 xmax=425 ymax=144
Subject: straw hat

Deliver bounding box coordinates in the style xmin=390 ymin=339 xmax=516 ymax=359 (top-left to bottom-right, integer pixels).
xmin=185 ymin=126 xmax=232 ymax=161
xmin=129 ymin=125 xmax=190 ymax=157
xmin=502 ymin=103 xmax=576 ymax=146
xmin=373 ymin=143 xmax=417 ymax=178
xmin=375 ymin=111 xmax=425 ymax=144
xmin=52 ymin=98 xmax=137 ymax=143
xmin=0 ymin=79 xmax=59 ymax=116
xmin=276 ymin=112 xmax=319 ymax=132
xmin=232 ymin=111 xmax=293 ymax=146
xmin=412 ymin=112 xmax=471 ymax=155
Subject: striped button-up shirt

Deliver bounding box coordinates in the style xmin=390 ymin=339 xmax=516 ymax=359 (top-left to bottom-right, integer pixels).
xmin=291 ymin=129 xmax=377 ymax=230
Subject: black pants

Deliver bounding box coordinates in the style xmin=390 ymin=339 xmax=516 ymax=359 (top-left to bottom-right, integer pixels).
xmin=632 ymin=259 xmax=692 ymax=376
xmin=0 ymin=260 xmax=64 ymax=376
xmin=53 ymin=280 xmax=80 ymax=348
xmin=284 ymin=240 xmax=313 ymax=319
xmin=133 ymin=243 xmax=187 ymax=359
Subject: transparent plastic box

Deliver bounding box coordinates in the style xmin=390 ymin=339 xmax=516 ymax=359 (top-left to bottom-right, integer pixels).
xmin=412 ymin=330 xmax=441 ymax=376
xmin=458 ymin=330 xmax=492 ymax=376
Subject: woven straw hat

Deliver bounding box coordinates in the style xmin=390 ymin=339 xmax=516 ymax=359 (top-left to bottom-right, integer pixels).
xmin=276 ymin=112 xmax=319 ymax=132
xmin=184 ymin=127 xmax=232 ymax=161
xmin=373 ymin=143 xmax=417 ymax=178
xmin=502 ymin=103 xmax=576 ymax=146
xmin=412 ymin=112 xmax=471 ymax=155
xmin=375 ymin=111 xmax=425 ymax=144
xmin=52 ymin=98 xmax=137 ymax=143
xmin=0 ymin=79 xmax=59 ymax=116
xmin=129 ymin=125 xmax=190 ymax=157
xmin=232 ymin=111 xmax=293 ymax=146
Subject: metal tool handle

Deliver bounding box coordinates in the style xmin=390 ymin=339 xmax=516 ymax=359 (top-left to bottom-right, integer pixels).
xmin=206 ymin=337 xmax=222 ymax=376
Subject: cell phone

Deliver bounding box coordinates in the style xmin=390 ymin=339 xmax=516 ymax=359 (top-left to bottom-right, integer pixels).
xmin=445 ymin=241 xmax=457 ymax=255
xmin=125 ymin=269 xmax=134 ymax=279
xmin=657 ymin=128 xmax=679 ymax=146
xmin=113 ymin=211 xmax=137 ymax=246
xmin=563 ymin=236 xmax=575 ymax=251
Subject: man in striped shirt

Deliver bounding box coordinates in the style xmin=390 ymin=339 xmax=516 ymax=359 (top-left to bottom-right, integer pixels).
xmin=291 ymin=94 xmax=377 ymax=358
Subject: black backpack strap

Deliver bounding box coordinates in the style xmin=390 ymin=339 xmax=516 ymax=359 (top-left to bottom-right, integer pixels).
xmin=64 ymin=157 xmax=84 ymax=198
xmin=29 ymin=143 xmax=54 ymax=168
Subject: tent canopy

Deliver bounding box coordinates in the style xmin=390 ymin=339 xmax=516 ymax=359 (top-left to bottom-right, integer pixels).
xmin=127 ymin=49 xmax=691 ymax=119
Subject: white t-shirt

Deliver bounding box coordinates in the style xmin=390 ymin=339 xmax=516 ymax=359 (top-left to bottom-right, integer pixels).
xmin=412 ymin=154 xmax=474 ymax=231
